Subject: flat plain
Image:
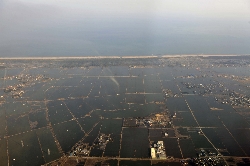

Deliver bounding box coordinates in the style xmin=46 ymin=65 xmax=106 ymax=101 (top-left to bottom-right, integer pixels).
xmin=0 ymin=55 xmax=250 ymax=166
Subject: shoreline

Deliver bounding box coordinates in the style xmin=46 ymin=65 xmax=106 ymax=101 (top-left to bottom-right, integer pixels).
xmin=0 ymin=54 xmax=247 ymax=60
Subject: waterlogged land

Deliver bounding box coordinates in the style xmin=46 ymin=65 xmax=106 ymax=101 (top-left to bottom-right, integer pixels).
xmin=0 ymin=55 xmax=250 ymax=166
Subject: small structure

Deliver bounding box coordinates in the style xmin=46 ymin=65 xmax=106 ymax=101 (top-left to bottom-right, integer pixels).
xmin=151 ymin=148 xmax=156 ymax=159
xmin=94 ymin=133 xmax=111 ymax=150
xmin=151 ymin=141 xmax=167 ymax=159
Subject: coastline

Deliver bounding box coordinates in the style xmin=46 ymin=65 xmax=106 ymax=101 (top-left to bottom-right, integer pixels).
xmin=0 ymin=54 xmax=247 ymax=60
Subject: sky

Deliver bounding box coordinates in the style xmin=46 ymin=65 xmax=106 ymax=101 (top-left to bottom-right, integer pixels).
xmin=0 ymin=0 xmax=250 ymax=57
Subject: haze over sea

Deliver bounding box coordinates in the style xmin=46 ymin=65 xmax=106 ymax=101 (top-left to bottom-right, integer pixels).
xmin=1 ymin=0 xmax=250 ymax=57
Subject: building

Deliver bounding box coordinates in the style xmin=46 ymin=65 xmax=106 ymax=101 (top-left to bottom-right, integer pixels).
xmin=151 ymin=141 xmax=167 ymax=159
xmin=151 ymin=148 xmax=156 ymax=159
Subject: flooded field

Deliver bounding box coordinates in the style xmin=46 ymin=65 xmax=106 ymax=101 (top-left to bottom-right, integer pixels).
xmin=0 ymin=56 xmax=250 ymax=165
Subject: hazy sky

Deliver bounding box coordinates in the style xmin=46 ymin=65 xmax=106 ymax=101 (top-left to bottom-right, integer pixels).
xmin=1 ymin=0 xmax=250 ymax=56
